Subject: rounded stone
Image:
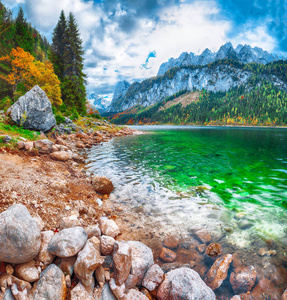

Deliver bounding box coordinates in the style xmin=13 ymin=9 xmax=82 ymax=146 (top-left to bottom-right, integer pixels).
xmin=48 ymin=227 xmax=87 ymax=257
xmin=0 ymin=204 xmax=41 ymax=264
xmin=157 ymin=267 xmax=215 ymax=299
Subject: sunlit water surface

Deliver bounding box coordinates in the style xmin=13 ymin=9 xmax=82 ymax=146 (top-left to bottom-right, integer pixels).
xmin=86 ymin=126 xmax=287 ymax=255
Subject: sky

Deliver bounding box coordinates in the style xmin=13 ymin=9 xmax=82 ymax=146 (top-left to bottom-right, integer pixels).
xmin=2 ymin=0 xmax=287 ymax=101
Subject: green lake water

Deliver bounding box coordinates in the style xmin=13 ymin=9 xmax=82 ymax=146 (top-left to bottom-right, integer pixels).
xmin=87 ymin=125 xmax=287 ymax=248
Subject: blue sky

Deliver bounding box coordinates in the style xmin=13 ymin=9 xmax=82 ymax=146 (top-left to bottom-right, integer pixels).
xmin=2 ymin=0 xmax=286 ymax=101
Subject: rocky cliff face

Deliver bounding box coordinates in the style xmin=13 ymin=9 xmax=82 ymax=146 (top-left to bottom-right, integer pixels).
xmin=109 ymin=64 xmax=251 ymax=112
xmin=157 ymin=42 xmax=281 ymax=76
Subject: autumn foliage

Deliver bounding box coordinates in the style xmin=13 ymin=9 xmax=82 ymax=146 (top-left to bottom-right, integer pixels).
xmin=0 ymin=47 xmax=62 ymax=105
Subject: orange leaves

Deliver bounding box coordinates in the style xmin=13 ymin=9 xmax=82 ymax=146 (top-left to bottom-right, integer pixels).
xmin=0 ymin=47 xmax=62 ymax=105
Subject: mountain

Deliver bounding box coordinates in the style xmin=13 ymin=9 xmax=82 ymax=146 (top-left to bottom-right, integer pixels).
xmin=106 ymin=80 xmax=131 ymax=112
xmin=157 ymin=42 xmax=282 ymax=76
xmin=88 ymin=93 xmax=111 ymax=113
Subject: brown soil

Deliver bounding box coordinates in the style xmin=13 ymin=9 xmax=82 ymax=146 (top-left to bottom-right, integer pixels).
xmin=159 ymin=91 xmax=200 ymax=111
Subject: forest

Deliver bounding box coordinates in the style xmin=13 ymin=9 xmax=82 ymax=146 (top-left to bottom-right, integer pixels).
xmin=0 ymin=2 xmax=93 ymax=122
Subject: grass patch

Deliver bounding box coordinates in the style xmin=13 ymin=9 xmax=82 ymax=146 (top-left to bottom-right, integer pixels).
xmin=0 ymin=123 xmax=41 ymax=141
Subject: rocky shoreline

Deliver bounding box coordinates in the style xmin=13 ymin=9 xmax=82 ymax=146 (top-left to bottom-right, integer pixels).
xmin=0 ymin=126 xmax=287 ymax=299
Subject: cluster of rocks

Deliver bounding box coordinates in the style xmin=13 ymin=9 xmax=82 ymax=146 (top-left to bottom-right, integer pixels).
xmin=0 ymin=204 xmax=216 ymax=300
xmin=54 ymin=118 xmax=78 ymax=135
xmin=1 ymin=204 xmax=286 ymax=300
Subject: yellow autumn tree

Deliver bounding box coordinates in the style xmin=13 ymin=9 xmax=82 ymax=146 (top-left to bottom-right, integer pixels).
xmin=0 ymin=47 xmax=62 ymax=105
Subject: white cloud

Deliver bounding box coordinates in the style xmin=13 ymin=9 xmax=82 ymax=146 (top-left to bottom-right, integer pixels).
xmin=1 ymin=0 xmax=279 ymax=100
xmin=230 ymin=23 xmax=276 ymax=52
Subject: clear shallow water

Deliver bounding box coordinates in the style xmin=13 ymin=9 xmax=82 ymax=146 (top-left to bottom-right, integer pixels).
xmin=86 ymin=126 xmax=287 ymax=250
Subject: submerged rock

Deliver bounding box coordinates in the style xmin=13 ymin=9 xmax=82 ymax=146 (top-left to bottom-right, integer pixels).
xmin=157 ymin=267 xmax=215 ymax=299
xmin=205 ymin=254 xmax=233 ymax=290
xmin=159 ymin=247 xmax=176 ymax=263
xmin=7 ymin=85 xmax=56 ymax=132
xmin=0 ymin=204 xmax=41 ymax=264
xmin=230 ymin=266 xmax=257 ymax=294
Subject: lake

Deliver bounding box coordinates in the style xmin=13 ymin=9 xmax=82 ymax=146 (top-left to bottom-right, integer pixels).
xmin=86 ymin=125 xmax=287 ymax=295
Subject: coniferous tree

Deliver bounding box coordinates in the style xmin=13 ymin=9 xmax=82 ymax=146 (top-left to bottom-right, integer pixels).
xmin=51 ymin=11 xmax=87 ymax=114
xmin=50 ymin=10 xmax=66 ymax=79
xmin=15 ymin=7 xmax=33 ymax=53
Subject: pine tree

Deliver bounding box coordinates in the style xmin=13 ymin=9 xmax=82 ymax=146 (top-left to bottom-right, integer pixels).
xmin=50 ymin=10 xmax=66 ymax=79
xmin=15 ymin=7 xmax=33 ymax=53
xmin=51 ymin=11 xmax=86 ymax=114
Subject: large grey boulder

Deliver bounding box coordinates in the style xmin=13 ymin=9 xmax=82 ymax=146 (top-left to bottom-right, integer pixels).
xmin=157 ymin=267 xmax=216 ymax=300
xmin=48 ymin=227 xmax=87 ymax=257
xmin=7 ymin=85 xmax=56 ymax=132
xmin=29 ymin=264 xmax=66 ymax=300
xmin=0 ymin=204 xmax=41 ymax=264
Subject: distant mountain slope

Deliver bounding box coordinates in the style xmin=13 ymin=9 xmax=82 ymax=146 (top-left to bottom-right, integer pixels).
xmin=108 ymin=59 xmax=287 ymax=113
xmin=157 ymin=42 xmax=283 ymax=76
xmin=88 ymin=93 xmax=111 ymax=113
xmin=110 ymin=75 xmax=287 ymax=126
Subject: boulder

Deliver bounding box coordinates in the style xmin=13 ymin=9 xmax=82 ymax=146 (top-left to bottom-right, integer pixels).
xmin=142 ymin=264 xmax=164 ymax=291
xmin=127 ymin=241 xmax=154 ymax=286
xmin=99 ymin=217 xmax=120 ymax=238
xmin=29 ymin=264 xmax=66 ymax=300
xmin=48 ymin=227 xmax=87 ymax=257
xmin=34 ymin=139 xmax=54 ymax=154
xmin=74 ymin=239 xmax=104 ymax=287
xmin=50 ymin=151 xmax=71 ymax=162
xmin=0 ymin=204 xmax=41 ymax=264
xmin=14 ymin=260 xmax=40 ymax=283
xmin=100 ymin=283 xmax=116 ymax=300
xmin=92 ymin=176 xmax=114 ymax=194
xmin=7 ymin=85 xmax=56 ymax=132
xmin=101 ymin=235 xmax=116 ymax=256
xmin=113 ymin=241 xmax=132 ymax=285
xmin=230 ymin=266 xmax=257 ymax=294
xmin=157 ymin=267 xmax=215 ymax=300
xmin=159 ymin=247 xmax=176 ymax=263
xmin=205 ymin=254 xmax=233 ymax=290
xmin=37 ymin=230 xmax=55 ymax=265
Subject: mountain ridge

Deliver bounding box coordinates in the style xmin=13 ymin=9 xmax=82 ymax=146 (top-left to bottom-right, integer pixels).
xmin=157 ymin=42 xmax=283 ymax=76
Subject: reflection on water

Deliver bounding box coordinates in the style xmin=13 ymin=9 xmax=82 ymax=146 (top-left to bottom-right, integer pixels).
xmin=86 ymin=125 xmax=287 ymax=295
